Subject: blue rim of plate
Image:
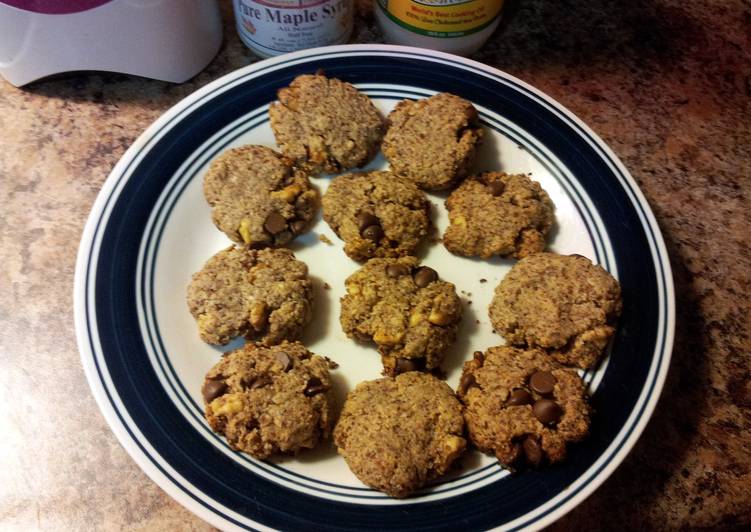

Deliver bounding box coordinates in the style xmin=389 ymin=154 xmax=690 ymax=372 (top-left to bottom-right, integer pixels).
xmin=74 ymin=45 xmax=675 ymax=531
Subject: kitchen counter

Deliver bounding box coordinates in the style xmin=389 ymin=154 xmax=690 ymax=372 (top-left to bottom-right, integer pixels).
xmin=1 ymin=1 xmax=749 ymax=529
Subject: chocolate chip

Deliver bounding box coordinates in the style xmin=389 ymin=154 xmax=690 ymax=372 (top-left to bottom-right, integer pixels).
xmin=459 ymin=372 xmax=476 ymax=395
xmin=488 ymin=181 xmax=505 ymax=196
xmin=529 ymin=371 xmax=556 ymax=395
xmin=290 ymin=219 xmax=308 ymax=234
xmin=246 ymin=374 xmax=272 ymax=389
xmin=304 ymin=376 xmax=327 ymax=396
xmin=507 ymin=388 xmax=534 ymax=406
xmin=361 ymin=224 xmax=384 ymax=242
xmin=264 ymin=211 xmax=288 ymax=234
xmin=395 ymin=357 xmax=425 ymax=374
xmin=357 ymin=212 xmax=379 ymax=232
xmin=201 ymin=379 xmax=227 ymax=403
xmin=522 ymin=435 xmax=543 ymax=466
xmin=533 ymin=399 xmax=563 ymax=425
xmin=386 ymin=263 xmax=410 ymax=278
xmin=275 ymin=351 xmax=292 ymax=372
xmin=509 ymin=441 xmax=523 ymax=464
xmin=413 ymin=266 xmax=438 ymax=287
xmin=473 ymin=350 xmax=485 ymax=363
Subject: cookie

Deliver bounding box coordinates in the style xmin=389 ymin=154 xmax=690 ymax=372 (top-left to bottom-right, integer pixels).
xmin=203 ymin=145 xmax=318 ymax=247
xmin=340 ymin=257 xmax=462 ymax=376
xmin=203 ymin=341 xmax=335 ymax=459
xmin=458 ymin=346 xmax=590 ymax=469
xmin=443 ymin=172 xmax=555 ymax=259
xmin=382 ymin=93 xmax=483 ymax=190
xmin=489 ymin=253 xmax=622 ymax=369
xmin=333 ymin=372 xmax=466 ymax=497
xmin=269 ymin=73 xmax=384 ymax=174
xmin=187 ymin=246 xmax=313 ymax=346
xmin=322 ymin=170 xmax=431 ymax=261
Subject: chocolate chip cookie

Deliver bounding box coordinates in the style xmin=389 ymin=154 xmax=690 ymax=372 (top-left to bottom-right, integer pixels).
xmin=489 ymin=253 xmax=622 ymax=369
xmin=203 ymin=145 xmax=318 ymax=247
xmin=187 ymin=246 xmax=313 ymax=346
xmin=333 ymin=372 xmax=466 ymax=497
xmin=458 ymin=346 xmax=590 ymax=469
xmin=203 ymin=341 xmax=335 ymax=459
xmin=322 ymin=170 xmax=431 ymax=262
xmin=382 ymin=93 xmax=483 ymax=190
xmin=443 ymin=172 xmax=555 ymax=259
xmin=340 ymin=257 xmax=462 ymax=376
xmin=269 ymin=73 xmax=384 ymax=175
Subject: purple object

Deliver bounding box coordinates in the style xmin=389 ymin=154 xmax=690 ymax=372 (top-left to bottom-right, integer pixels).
xmin=0 ymin=0 xmax=113 ymax=14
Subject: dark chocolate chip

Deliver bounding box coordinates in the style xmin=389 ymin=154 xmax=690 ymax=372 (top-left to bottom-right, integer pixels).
xmin=201 ymin=379 xmax=227 ymax=403
xmin=247 ymin=374 xmax=272 ymax=389
xmin=264 ymin=211 xmax=288 ymax=234
xmin=395 ymin=357 xmax=425 ymax=374
xmin=533 ymin=399 xmax=563 ymax=425
xmin=386 ymin=263 xmax=410 ymax=278
xmin=488 ymin=181 xmax=505 ymax=196
xmin=413 ymin=266 xmax=438 ymax=287
xmin=473 ymin=350 xmax=485 ymax=363
xmin=529 ymin=371 xmax=556 ymax=395
xmin=459 ymin=372 xmax=476 ymax=395
xmin=290 ymin=219 xmax=308 ymax=234
xmin=275 ymin=351 xmax=292 ymax=372
xmin=361 ymin=224 xmax=384 ymax=242
xmin=509 ymin=441 xmax=523 ymax=464
xmin=357 ymin=212 xmax=380 ymax=232
xmin=304 ymin=377 xmax=327 ymax=396
xmin=507 ymin=388 xmax=534 ymax=406
xmin=522 ymin=435 xmax=543 ymax=466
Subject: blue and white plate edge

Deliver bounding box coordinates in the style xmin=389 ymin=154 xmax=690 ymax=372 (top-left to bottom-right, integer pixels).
xmin=73 ymin=43 xmax=676 ymax=532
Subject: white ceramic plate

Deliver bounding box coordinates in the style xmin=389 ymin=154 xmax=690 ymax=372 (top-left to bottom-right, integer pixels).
xmin=75 ymin=45 xmax=674 ymax=531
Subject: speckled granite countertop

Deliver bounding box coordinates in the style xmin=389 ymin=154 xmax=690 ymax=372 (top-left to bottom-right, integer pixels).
xmin=2 ymin=0 xmax=749 ymax=530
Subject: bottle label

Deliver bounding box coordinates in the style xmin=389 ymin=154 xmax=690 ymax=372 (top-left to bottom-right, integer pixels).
xmin=377 ymin=0 xmax=503 ymax=38
xmin=234 ymin=0 xmax=353 ymax=56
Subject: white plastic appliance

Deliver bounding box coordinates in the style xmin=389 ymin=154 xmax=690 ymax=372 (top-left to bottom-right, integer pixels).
xmin=0 ymin=0 xmax=223 ymax=86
